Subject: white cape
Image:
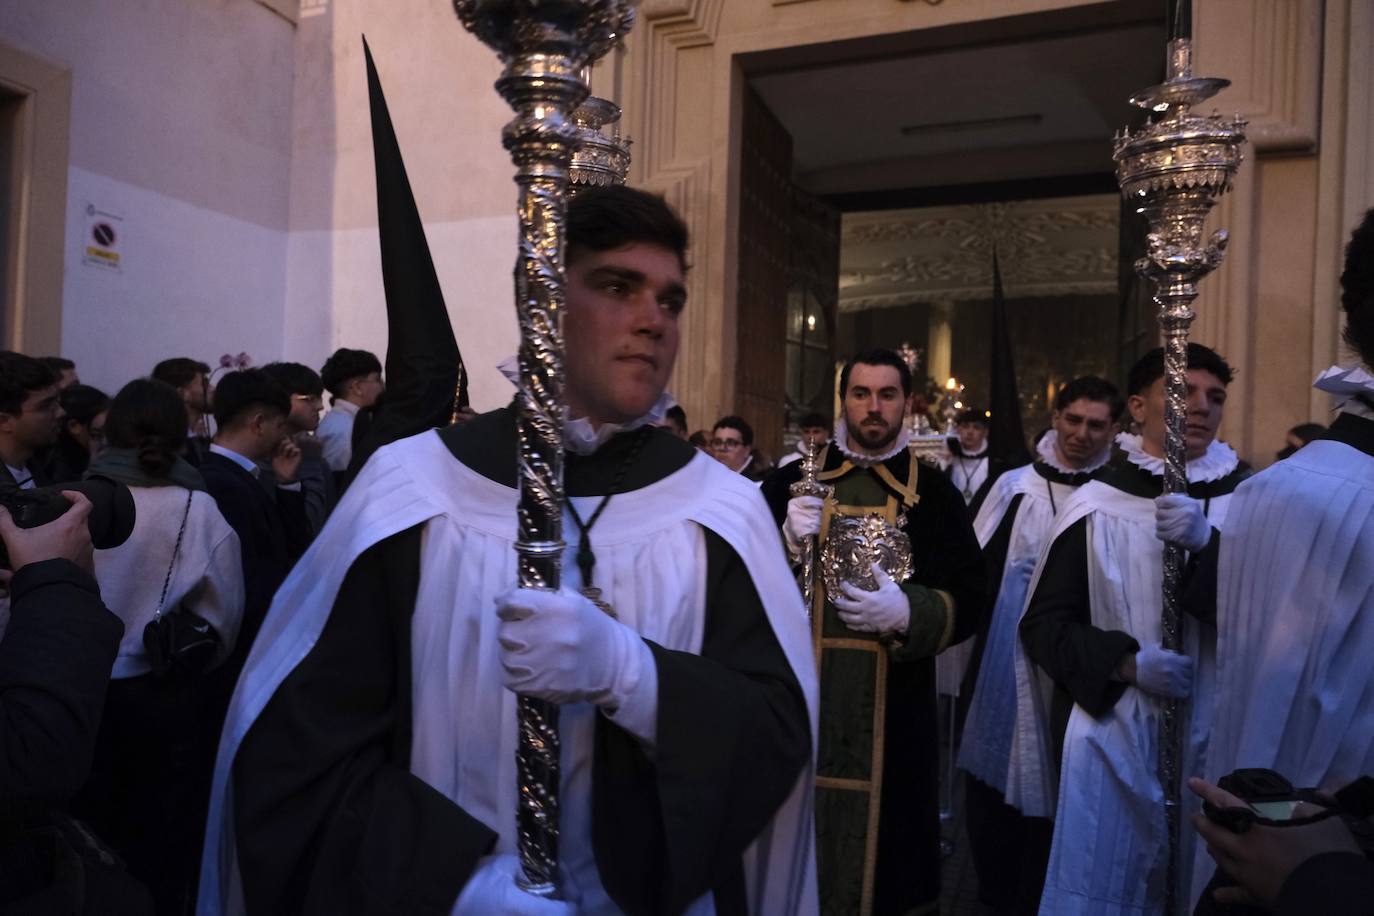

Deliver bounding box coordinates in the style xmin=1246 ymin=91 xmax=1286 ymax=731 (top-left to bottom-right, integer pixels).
xmin=197 ymin=431 xmax=819 ymax=915
xmin=958 ymin=463 xmax=1080 ymax=795
xmin=1005 ymin=479 xmax=1233 ymax=915
xmin=1190 ymin=437 xmax=1374 ymax=907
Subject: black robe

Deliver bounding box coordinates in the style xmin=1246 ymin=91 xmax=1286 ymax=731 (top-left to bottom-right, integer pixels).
xmin=764 ymin=445 xmax=985 ymax=914
xmin=230 ymin=411 xmax=811 ymax=916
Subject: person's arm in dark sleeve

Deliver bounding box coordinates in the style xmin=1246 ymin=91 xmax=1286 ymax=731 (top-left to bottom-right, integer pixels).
xmin=891 ymin=467 xmax=987 ymax=661
xmin=1276 ymin=851 xmax=1374 ymax=916
xmin=274 ymin=485 xmax=313 ymax=559
xmin=233 ymin=527 xmax=496 ymax=916
xmin=1019 ymin=518 xmax=1138 ymax=717
xmin=0 ymin=559 xmax=122 ymax=804
xmin=592 ymin=529 xmax=811 ymax=916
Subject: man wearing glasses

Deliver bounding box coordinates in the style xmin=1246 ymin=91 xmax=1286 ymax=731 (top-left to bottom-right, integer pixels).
xmin=710 ymin=415 xmax=769 ymax=481
xmin=262 ymin=361 xmax=335 ymax=536
xmin=0 ymin=352 xmax=64 ymax=491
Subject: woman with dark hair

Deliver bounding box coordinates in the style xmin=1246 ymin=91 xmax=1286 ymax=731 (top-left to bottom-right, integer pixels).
xmin=47 ymin=383 xmax=110 ymax=483
xmin=70 ymin=378 xmax=244 ymax=916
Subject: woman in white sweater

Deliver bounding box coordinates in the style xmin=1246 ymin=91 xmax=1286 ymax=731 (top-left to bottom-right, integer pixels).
xmin=71 ymin=377 xmax=244 ymax=916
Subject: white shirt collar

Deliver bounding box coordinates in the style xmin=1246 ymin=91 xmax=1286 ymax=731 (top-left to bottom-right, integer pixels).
xmin=1314 ymin=364 xmax=1374 ymax=420
xmin=1036 ymin=429 xmax=1111 ymax=475
xmin=832 ymin=418 xmax=913 ymax=467
xmin=1115 ymin=431 xmax=1239 ymax=483
xmin=209 ymin=443 xmax=261 ymax=478
xmin=497 ymin=355 xmax=675 ymax=456
xmin=329 ymin=399 xmax=360 ymax=418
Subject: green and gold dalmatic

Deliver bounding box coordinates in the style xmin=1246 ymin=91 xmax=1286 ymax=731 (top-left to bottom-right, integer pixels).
xmin=811 ymin=447 xmax=921 ymax=915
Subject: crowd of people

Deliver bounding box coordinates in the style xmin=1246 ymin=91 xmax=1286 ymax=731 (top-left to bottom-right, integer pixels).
xmin=0 ymin=184 xmax=1371 ymax=916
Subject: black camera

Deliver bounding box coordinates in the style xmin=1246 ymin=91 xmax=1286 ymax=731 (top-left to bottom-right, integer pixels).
xmin=1205 ymin=769 xmax=1374 ymax=854
xmin=0 ymin=475 xmax=137 ymax=569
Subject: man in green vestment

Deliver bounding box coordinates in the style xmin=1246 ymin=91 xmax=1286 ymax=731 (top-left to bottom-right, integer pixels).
xmin=765 ymin=349 xmax=985 ymax=915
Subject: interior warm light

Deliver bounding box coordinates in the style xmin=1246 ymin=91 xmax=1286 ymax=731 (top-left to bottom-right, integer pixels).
xmin=954 ymin=400 xmax=963 ymax=409
xmin=985 ymin=410 xmax=992 ymax=418
xmin=806 ymin=314 xmax=816 ymax=331
xmin=945 ymin=377 xmax=959 ymax=390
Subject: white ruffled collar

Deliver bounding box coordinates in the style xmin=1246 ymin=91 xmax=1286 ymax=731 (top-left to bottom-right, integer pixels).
xmin=1037 ymin=429 xmax=1111 ymax=475
xmin=833 ymin=418 xmax=913 ymax=467
xmin=1314 ymin=364 xmax=1374 ymax=421
xmin=1115 ymin=431 xmax=1239 ymax=483
xmin=498 ymin=355 xmax=675 ymax=456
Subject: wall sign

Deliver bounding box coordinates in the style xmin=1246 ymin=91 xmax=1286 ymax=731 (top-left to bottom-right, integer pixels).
xmin=82 ymin=204 xmax=123 ymax=272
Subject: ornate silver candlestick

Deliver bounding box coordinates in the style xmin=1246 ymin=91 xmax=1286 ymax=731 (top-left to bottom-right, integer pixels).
xmin=452 ymin=0 xmax=639 ymax=896
xmin=789 ymin=441 xmax=830 ymax=619
xmin=569 ymin=67 xmax=631 ymax=193
xmin=1112 ymin=8 xmax=1245 ymax=911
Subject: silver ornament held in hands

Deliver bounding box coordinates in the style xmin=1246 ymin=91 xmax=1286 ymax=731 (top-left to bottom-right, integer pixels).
xmin=452 ymin=0 xmax=640 ymax=898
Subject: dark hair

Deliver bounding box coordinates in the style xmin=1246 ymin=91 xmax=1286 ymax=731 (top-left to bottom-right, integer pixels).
xmin=839 ymin=348 xmax=913 ymax=399
xmin=262 ymin=361 xmax=324 ymax=397
xmin=665 ymin=404 xmax=687 ymax=429
xmin=799 ymin=412 xmax=829 ymax=429
xmin=1341 ymin=209 xmax=1374 ymax=366
xmin=39 ymin=356 xmax=75 ymax=374
xmin=1054 ymin=375 xmax=1125 ymax=421
xmin=1288 ymin=422 xmax=1326 ymax=446
xmin=566 ymin=185 xmax=690 ymax=273
xmin=1126 ymin=343 xmax=1234 ymax=397
xmin=213 ymin=369 xmax=290 ymax=429
xmin=0 ymin=351 xmax=57 ymax=416
xmin=60 ymin=384 xmax=110 ymax=426
xmin=713 ymin=415 xmax=754 ymax=447
xmin=956 ymin=408 xmax=989 ymax=427
xmin=320 ymin=348 xmax=382 ymax=398
xmin=688 ymin=429 xmax=708 ymax=449
xmin=152 ymin=357 xmax=211 ymax=390
xmin=105 ymin=379 xmax=188 ymax=478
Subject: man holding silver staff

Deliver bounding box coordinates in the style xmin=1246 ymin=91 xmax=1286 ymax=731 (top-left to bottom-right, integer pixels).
xmin=196 ymin=186 xmax=818 ymax=916
xmin=1012 ymin=344 xmax=1249 ymax=915
xmin=764 ymin=348 xmax=984 ymax=916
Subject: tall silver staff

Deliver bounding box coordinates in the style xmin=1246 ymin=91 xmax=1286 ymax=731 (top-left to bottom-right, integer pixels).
xmin=790 ymin=442 xmax=830 ymax=618
xmin=453 ymin=0 xmax=639 ymax=896
xmin=1111 ymin=2 xmax=1245 ymax=911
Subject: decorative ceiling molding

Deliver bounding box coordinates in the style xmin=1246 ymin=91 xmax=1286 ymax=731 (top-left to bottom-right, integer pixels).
xmin=640 ymin=0 xmax=724 ymax=47
xmin=840 ymin=194 xmax=1119 ymax=312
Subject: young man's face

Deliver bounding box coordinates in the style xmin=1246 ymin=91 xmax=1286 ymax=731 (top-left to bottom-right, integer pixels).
xmin=180 ymin=373 xmax=212 ymax=414
xmin=710 ymin=425 xmax=750 ymax=470
xmin=800 ymin=425 xmax=829 ymax=449
xmin=4 ymin=385 xmax=63 ymax=451
xmin=842 ymin=363 xmax=906 ymax=454
xmin=245 ymin=409 xmax=291 ymax=462
xmin=347 ymin=372 xmax=385 ymax=409
xmin=1051 ymin=397 xmax=1117 ymax=468
xmin=1129 ymin=368 xmax=1228 ymax=461
xmin=288 ymin=393 xmax=324 ymax=433
xmin=563 ymin=242 xmax=685 ymax=426
xmin=956 ymin=421 xmax=988 ymax=454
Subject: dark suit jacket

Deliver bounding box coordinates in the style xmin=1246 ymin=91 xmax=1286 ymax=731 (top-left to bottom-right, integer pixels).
xmin=199 ymin=454 xmax=310 ymax=664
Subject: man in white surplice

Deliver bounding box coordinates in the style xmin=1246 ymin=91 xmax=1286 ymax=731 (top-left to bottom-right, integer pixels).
xmin=1188 ymin=209 xmax=1374 ymax=911
xmin=1013 ymin=344 xmax=1250 ymax=915
xmin=195 ymin=186 xmax=818 ymax=916
xmin=958 ymin=375 xmax=1122 ymax=913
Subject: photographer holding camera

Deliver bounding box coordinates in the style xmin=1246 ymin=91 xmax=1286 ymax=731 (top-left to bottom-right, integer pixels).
xmin=0 ymin=490 xmax=153 ymax=913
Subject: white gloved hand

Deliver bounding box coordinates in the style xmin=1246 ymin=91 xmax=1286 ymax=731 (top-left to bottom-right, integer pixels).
xmin=1155 ymin=493 xmax=1212 ymax=553
xmin=452 ymin=854 xmax=577 ymax=916
xmin=1131 ymin=643 xmax=1195 ymax=699
xmin=783 ymin=495 xmax=824 ymax=553
xmin=831 ymin=562 xmax=910 ymax=635
xmin=496 ymin=586 xmax=648 ymax=710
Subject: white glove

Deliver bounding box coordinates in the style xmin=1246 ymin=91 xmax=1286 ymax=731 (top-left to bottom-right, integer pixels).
xmin=1155 ymin=493 xmax=1212 ymax=553
xmin=452 ymin=854 xmax=577 ymax=915
xmin=1132 ymin=643 xmax=1194 ymax=699
xmin=783 ymin=495 xmax=824 ymax=553
xmin=831 ymin=562 xmax=910 ymax=635
xmin=495 ymin=586 xmax=650 ymax=711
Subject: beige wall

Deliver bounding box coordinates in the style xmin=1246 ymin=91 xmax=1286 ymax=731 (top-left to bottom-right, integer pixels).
xmin=620 ymin=0 xmax=1374 ymax=466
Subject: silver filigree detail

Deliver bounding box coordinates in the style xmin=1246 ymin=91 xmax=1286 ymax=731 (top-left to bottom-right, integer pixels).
xmin=453 ymin=0 xmax=640 ymax=897
xmin=789 ymin=441 xmax=831 ymax=617
xmin=821 ymin=513 xmax=914 ymax=598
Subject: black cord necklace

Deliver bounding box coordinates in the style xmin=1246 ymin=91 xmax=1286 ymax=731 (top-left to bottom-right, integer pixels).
xmin=566 ymin=427 xmax=652 ymax=616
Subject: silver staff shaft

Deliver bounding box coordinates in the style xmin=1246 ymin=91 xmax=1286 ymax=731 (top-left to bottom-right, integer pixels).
xmin=790 ymin=440 xmax=830 ymax=618
xmin=453 ymin=0 xmax=640 ymax=896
